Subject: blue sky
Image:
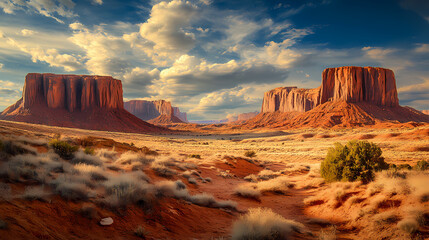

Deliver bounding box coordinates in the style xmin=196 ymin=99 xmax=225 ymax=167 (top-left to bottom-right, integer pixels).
xmin=0 ymin=0 xmax=428 ymax=120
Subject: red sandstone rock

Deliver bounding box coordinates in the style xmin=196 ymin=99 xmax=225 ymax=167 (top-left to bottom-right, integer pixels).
xmin=261 ymin=66 xmax=399 ymax=114
xmin=320 ymin=66 xmax=398 ymax=107
xmin=261 ymin=87 xmax=320 ymax=113
xmin=0 ymin=73 xmax=163 ymax=133
xmin=173 ymin=107 xmax=188 ymax=122
xmin=124 ymin=100 xmax=187 ymax=123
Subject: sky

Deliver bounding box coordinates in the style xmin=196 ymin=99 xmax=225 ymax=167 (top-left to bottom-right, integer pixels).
xmin=0 ymin=0 xmax=428 ymax=121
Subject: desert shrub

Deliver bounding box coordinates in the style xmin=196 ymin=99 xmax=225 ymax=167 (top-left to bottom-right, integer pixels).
xmin=134 ymin=225 xmax=148 ymax=238
xmin=71 ymin=150 xmax=103 ymax=166
xmin=55 ymin=182 xmax=89 ymax=201
xmin=189 ymin=193 xmax=237 ymax=209
xmin=188 ymin=178 xmax=197 ymax=184
xmin=320 ymin=141 xmax=388 ymax=183
xmin=1 ymin=154 xmax=53 ymax=183
xmin=234 ymin=184 xmax=260 ymax=200
xmin=115 ymin=152 xmax=153 ymax=166
xmin=0 ymin=183 xmax=11 ymax=200
xmin=103 ymin=172 xmax=153 ymax=209
xmin=84 ymin=147 xmax=95 ymax=156
xmin=244 ymin=150 xmax=256 ymax=158
xmin=256 ymin=176 xmax=294 ymax=194
xmin=397 ymin=218 xmax=419 ymax=234
xmin=22 ymin=186 xmax=49 ymax=201
xmin=414 ymin=160 xmax=429 ymax=171
xmin=73 ymin=163 xmax=107 ymax=181
xmin=141 ymin=146 xmax=158 ymax=156
xmin=0 ymin=140 xmax=36 ymax=156
xmin=0 ymin=218 xmax=7 ymax=229
xmin=189 ymin=154 xmax=201 ymax=159
xmin=231 ymin=208 xmax=304 ymax=240
xmin=50 ymin=140 xmax=78 ymax=160
xmin=79 ymin=203 xmax=97 ymax=219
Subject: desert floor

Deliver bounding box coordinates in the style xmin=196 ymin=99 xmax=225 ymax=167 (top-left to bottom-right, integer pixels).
xmin=0 ymin=120 xmax=428 ymax=239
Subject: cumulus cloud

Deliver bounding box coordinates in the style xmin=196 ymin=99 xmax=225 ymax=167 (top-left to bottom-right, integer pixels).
xmin=69 ymin=22 xmax=142 ymax=76
xmin=148 ymin=55 xmax=288 ymax=98
xmin=398 ymin=78 xmax=429 ymax=109
xmin=415 ymin=44 xmax=429 ymax=53
xmin=0 ymin=0 xmax=76 ymax=23
xmin=21 ymin=29 xmax=36 ymax=36
xmin=122 ymin=67 xmax=160 ymax=96
xmin=6 ymin=37 xmax=83 ymax=71
xmin=0 ymin=63 xmax=3 ymax=70
xmin=139 ymin=0 xmax=198 ymax=65
xmin=0 ymin=80 xmax=22 ymax=111
xmin=92 ymin=0 xmax=102 ymax=5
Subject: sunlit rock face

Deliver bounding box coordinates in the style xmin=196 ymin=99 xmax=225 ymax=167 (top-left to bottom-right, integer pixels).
xmin=320 ymin=66 xmax=398 ymax=107
xmin=261 ymin=66 xmax=399 ymax=113
xmin=0 ymin=73 xmax=163 ymax=133
xmin=124 ymin=100 xmax=187 ymax=123
xmin=22 ymin=73 xmax=124 ymax=112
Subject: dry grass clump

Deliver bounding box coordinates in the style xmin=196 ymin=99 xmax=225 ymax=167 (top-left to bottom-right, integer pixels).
xmin=73 ymin=163 xmax=107 ymax=181
xmin=71 ymin=150 xmax=103 ymax=166
xmin=0 ymin=183 xmax=11 ymax=200
xmin=155 ymin=180 xmax=237 ymax=210
xmin=134 ymin=225 xmax=148 ymax=238
xmin=115 ymin=151 xmax=153 ymax=166
xmin=79 ymin=203 xmax=97 ymax=219
xmin=54 ymin=182 xmax=89 ymax=201
xmin=318 ymin=226 xmax=336 ymax=240
xmin=95 ymin=149 xmax=118 ymax=162
xmin=0 ymin=139 xmax=37 ymax=156
xmin=234 ymin=184 xmax=261 ymax=200
xmin=49 ymin=139 xmax=78 ymax=160
xmin=256 ymin=176 xmax=294 ymax=194
xmin=373 ymin=210 xmax=399 ymax=224
xmin=103 ymin=172 xmax=153 ymax=208
xmin=231 ymin=208 xmax=305 ymax=240
xmin=22 ymin=185 xmax=49 ymax=201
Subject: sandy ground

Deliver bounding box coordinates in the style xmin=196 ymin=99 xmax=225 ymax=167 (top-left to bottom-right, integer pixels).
xmin=0 ymin=120 xmax=429 ymax=239
xmin=1 ymin=120 xmax=428 ymax=166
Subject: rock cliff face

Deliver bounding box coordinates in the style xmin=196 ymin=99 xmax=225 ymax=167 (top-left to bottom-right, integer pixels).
xmin=319 ymin=66 xmax=398 ymax=107
xmin=0 ymin=73 xmax=164 ymax=133
xmin=261 ymin=66 xmax=399 ymax=113
xmin=124 ymin=100 xmax=187 ymax=123
xmin=261 ymin=87 xmax=320 ymax=113
xmin=173 ymin=107 xmax=188 ymax=122
xmin=22 ymin=73 xmax=123 ymax=112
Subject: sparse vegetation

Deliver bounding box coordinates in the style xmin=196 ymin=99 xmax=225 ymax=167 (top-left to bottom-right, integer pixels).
xmin=79 ymin=204 xmax=97 ymax=219
xmin=244 ymin=150 xmax=256 ymax=158
xmin=50 ymin=139 xmax=78 ymax=160
xmin=321 ymin=141 xmax=388 ymax=183
xmin=134 ymin=225 xmax=148 ymax=238
xmin=414 ymin=160 xmax=429 ymax=171
xmin=84 ymin=147 xmax=95 ymax=155
xmin=188 ymin=154 xmax=201 ymax=159
xmin=231 ymin=208 xmax=305 ymax=240
xmin=22 ymin=186 xmax=49 ymax=201
xmin=0 ymin=218 xmax=8 ymax=229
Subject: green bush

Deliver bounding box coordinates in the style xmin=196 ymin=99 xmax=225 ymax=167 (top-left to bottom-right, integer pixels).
xmin=84 ymin=147 xmax=95 ymax=156
xmin=414 ymin=160 xmax=429 ymax=171
xmin=244 ymin=150 xmax=256 ymax=158
xmin=320 ymin=141 xmax=388 ymax=183
xmin=50 ymin=139 xmax=78 ymax=160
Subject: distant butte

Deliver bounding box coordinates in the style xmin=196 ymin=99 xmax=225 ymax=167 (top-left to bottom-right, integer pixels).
xmin=124 ymin=100 xmax=188 ymax=124
xmin=0 ymin=73 xmax=164 ymax=133
xmin=249 ymin=66 xmax=429 ymax=128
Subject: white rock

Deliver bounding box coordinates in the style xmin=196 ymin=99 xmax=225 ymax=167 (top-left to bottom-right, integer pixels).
xmin=100 ymin=217 xmax=113 ymax=226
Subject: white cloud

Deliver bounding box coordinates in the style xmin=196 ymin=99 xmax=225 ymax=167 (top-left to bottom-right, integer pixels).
xmin=0 ymin=63 xmax=3 ymax=70
xmin=415 ymin=44 xmax=429 ymax=53
xmin=7 ymin=37 xmax=83 ymax=71
xmin=139 ymin=0 xmax=198 ymax=65
xmin=21 ymin=29 xmax=36 ymax=36
xmin=0 ymin=0 xmax=76 ymax=23
xmin=92 ymin=0 xmax=102 ymax=5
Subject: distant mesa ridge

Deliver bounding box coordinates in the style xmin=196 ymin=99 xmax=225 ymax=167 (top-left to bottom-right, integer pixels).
xmin=262 ymin=66 xmax=399 ymax=113
xmin=124 ymin=100 xmax=188 ymax=124
xmin=0 ymin=73 xmax=163 ymax=133
xmin=251 ymin=66 xmax=428 ymax=128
